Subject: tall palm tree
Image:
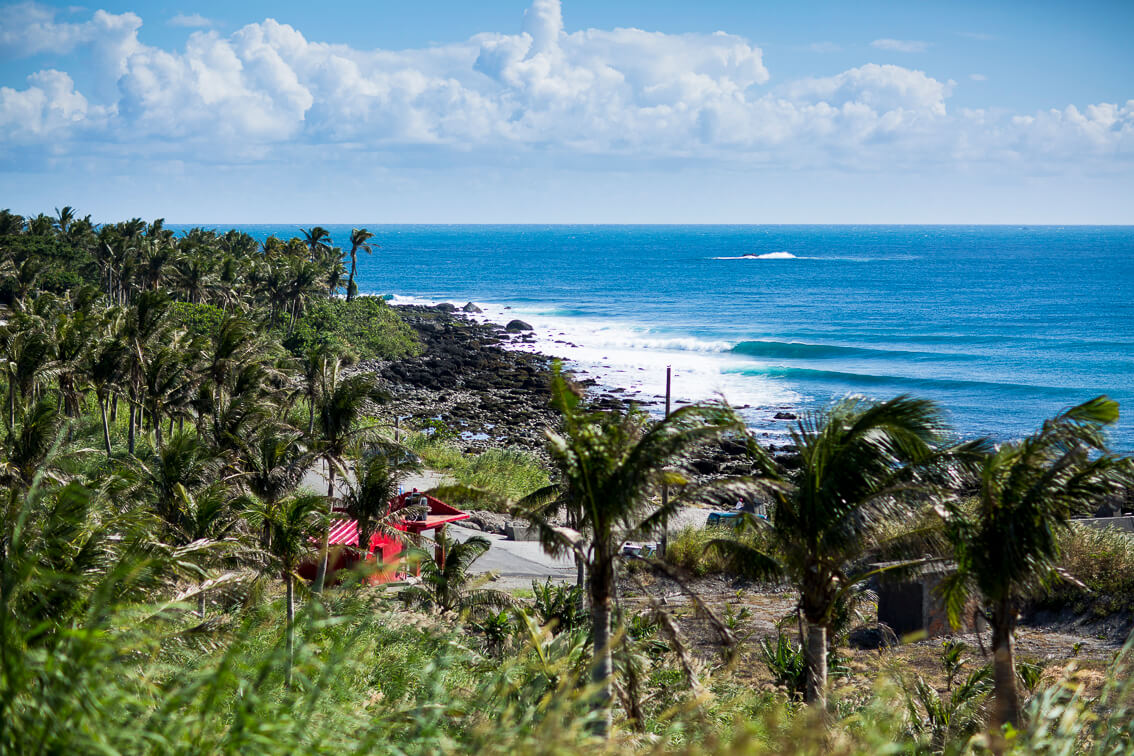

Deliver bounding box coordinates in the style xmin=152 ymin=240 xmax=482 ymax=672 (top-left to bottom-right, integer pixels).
xmin=523 ymin=366 xmax=745 ymax=737
xmin=249 ymin=491 xmax=327 ymax=688
xmin=310 ymin=363 xmax=387 ymax=593
xmin=346 ymin=228 xmax=377 ymax=302
xmin=711 ymin=395 xmax=986 ymax=709
xmin=937 ymin=396 xmax=1128 ymax=738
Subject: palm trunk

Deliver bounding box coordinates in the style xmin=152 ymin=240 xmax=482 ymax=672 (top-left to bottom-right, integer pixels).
xmin=804 ymin=622 xmax=828 ymax=708
xmin=197 ymin=591 xmax=206 ymax=618
xmin=312 ymin=465 xmax=335 ymax=594
xmin=285 ymin=571 xmax=295 ymax=689
xmin=127 ymin=403 xmax=136 ymax=455
xmin=588 ymin=551 xmax=614 ymax=738
xmin=990 ymin=606 xmax=1021 ymax=742
xmin=99 ymin=395 xmax=112 ymax=457
xmin=346 ymin=255 xmax=357 ymax=302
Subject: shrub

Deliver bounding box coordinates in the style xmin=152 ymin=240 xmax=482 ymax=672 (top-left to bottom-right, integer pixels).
xmin=169 ymin=301 xmax=226 ymax=340
xmin=531 ymin=579 xmax=587 ymax=634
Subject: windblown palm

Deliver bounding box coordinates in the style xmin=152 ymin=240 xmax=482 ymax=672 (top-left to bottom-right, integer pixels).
xmin=248 ymin=491 xmax=327 ymax=687
xmin=712 ymin=395 xmax=984 ymax=708
xmin=346 ymin=228 xmax=376 ymax=302
xmin=310 ymin=360 xmax=388 ymax=593
xmin=937 ymin=396 xmax=1128 ymax=736
xmin=524 ymin=366 xmax=745 ymax=736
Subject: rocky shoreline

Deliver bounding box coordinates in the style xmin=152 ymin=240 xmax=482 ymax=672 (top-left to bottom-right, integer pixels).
xmin=358 ymin=303 xmax=796 ymax=477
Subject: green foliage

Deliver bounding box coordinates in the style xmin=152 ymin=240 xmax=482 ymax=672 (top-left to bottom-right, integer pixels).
xmin=169 ymin=301 xmax=226 ymax=340
xmin=287 ymin=296 xmax=421 ymax=360
xmin=531 ymin=578 xmax=587 ymax=634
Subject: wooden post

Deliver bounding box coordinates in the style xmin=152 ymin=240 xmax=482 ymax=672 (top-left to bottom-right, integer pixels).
xmin=434 ymin=524 xmax=446 ymax=569
xmin=659 ymin=366 xmax=672 ymax=558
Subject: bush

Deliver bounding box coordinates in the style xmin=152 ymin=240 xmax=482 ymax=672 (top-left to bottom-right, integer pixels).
xmin=287 ymin=296 xmax=421 ymax=360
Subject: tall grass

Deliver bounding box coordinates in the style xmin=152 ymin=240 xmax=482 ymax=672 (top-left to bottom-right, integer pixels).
xmin=408 ymin=435 xmax=550 ymax=508
xmin=1034 ymin=523 xmax=1134 ymax=618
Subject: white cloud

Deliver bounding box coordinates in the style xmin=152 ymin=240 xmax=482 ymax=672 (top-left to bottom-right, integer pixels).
xmin=168 ymin=13 xmax=213 ymax=29
xmin=969 ymin=73 xmax=987 ymax=82
xmin=0 ymin=0 xmax=1129 ymax=174
xmin=871 ymin=38 xmax=929 ymax=53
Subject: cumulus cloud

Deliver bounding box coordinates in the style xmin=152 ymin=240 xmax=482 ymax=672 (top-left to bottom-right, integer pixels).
xmin=0 ymin=0 xmax=1129 ymax=172
xmin=871 ymin=38 xmax=929 ymax=53
xmin=168 ymin=12 xmax=213 ymax=28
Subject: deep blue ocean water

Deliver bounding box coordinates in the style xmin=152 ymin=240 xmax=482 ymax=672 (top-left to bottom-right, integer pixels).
xmin=181 ymin=225 xmax=1134 ymax=451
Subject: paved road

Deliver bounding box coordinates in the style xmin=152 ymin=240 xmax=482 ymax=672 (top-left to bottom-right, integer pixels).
xmin=446 ymin=523 xmax=577 ymax=589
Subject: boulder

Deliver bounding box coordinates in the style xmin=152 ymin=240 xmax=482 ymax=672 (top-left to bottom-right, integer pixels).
xmin=505 ymin=319 xmax=533 ymax=332
xmin=462 ymin=302 xmax=483 ymax=313
xmin=436 ymin=302 xmax=457 ymax=312
xmin=773 ymin=411 xmax=797 ymax=420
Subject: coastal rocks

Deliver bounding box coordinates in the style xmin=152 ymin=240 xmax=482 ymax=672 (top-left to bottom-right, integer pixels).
xmin=773 ymin=411 xmax=798 ymax=420
xmin=435 ymin=302 xmax=457 ymax=312
xmin=505 ymin=319 xmax=533 ymax=332
xmin=462 ymin=302 xmax=483 ymax=313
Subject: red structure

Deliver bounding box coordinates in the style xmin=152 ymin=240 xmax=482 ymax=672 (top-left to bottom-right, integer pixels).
xmin=297 ymin=490 xmax=470 ymax=584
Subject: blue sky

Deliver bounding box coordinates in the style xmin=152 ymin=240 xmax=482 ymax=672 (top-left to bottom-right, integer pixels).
xmin=1 ymin=0 xmax=1131 ymax=223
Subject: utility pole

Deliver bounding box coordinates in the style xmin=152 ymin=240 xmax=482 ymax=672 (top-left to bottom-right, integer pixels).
xmin=659 ymin=366 xmax=672 ymax=558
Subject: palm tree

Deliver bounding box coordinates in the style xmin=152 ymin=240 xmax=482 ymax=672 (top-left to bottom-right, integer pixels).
xmin=339 ymin=445 xmax=422 ymax=559
xmin=240 ymin=427 xmax=312 ymax=548
xmin=937 ymin=396 xmax=1128 ymax=738
xmin=522 ymin=366 xmax=745 ymax=736
xmin=310 ymin=362 xmax=388 ymax=593
xmin=398 ymin=530 xmax=515 ymax=615
xmin=346 ymin=228 xmax=377 ymax=302
xmin=300 ymin=227 xmax=332 ymax=261
xmin=249 ymin=491 xmax=327 ymax=687
xmin=162 ymin=481 xmax=241 ymax=617
xmin=711 ymin=395 xmax=985 ymax=709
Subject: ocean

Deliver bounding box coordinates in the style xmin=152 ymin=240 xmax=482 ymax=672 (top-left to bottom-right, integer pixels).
xmin=185 ymin=225 xmax=1134 ymax=452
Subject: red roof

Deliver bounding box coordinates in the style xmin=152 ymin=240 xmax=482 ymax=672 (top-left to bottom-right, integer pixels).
xmin=325 ymin=491 xmax=469 ymax=546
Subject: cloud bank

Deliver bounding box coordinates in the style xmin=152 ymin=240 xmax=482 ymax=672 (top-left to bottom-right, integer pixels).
xmin=0 ymin=0 xmax=1130 ymax=173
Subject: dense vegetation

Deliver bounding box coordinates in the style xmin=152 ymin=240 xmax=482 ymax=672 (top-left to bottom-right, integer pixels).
xmin=1 ymin=207 xmax=1133 ymax=755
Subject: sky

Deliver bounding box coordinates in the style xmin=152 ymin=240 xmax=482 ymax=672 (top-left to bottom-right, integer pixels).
xmin=0 ymin=0 xmax=1131 ymax=224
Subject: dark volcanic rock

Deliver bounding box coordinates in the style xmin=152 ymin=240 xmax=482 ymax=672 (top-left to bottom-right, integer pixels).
xmin=505 ymin=319 xmax=533 ymax=332
xmin=462 ymin=302 xmax=483 ymax=313
xmin=773 ymin=411 xmax=797 ymax=420
xmin=436 ymin=302 xmax=457 ymax=312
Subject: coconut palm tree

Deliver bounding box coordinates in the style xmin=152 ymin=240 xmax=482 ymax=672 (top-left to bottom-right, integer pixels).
xmin=523 ymin=366 xmax=745 ymax=736
xmin=300 ymin=227 xmax=332 ymax=262
xmin=239 ymin=427 xmax=312 ymax=549
xmin=310 ymin=361 xmax=388 ymax=593
xmin=249 ymin=491 xmax=327 ymax=687
xmin=937 ymin=396 xmax=1129 ymax=738
xmin=398 ymin=529 xmax=516 ymax=616
xmin=710 ymin=395 xmax=987 ymax=709
xmin=346 ymin=228 xmax=377 ymax=302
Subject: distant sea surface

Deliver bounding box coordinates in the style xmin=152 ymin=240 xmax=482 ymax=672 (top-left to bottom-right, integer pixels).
xmin=181 ymin=225 xmax=1134 ymax=451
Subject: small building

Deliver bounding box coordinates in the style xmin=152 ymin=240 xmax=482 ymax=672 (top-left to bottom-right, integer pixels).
xmin=298 ymin=491 xmax=470 ymax=584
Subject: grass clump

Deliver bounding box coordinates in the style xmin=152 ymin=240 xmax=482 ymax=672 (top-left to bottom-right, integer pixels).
xmin=665 ymin=523 xmax=769 ymax=577
xmin=408 ymin=434 xmax=550 ymax=508
xmin=1033 ymin=523 xmax=1134 ymax=618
